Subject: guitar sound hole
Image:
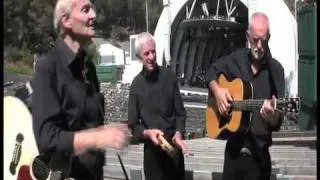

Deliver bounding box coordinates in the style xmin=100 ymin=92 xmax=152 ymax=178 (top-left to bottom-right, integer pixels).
xmin=219 ymin=114 xmax=231 ymax=128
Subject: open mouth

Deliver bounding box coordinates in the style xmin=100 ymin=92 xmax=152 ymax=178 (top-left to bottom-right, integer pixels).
xmin=87 ymin=22 xmax=95 ymax=29
xmin=147 ymin=61 xmax=155 ymax=67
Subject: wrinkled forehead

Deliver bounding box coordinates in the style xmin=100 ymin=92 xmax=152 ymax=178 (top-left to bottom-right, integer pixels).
xmin=141 ymin=39 xmax=156 ymax=51
xmin=141 ymin=36 xmax=155 ymax=45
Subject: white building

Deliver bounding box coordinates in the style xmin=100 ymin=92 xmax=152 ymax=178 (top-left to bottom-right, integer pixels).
xmin=98 ymin=43 xmax=125 ymax=66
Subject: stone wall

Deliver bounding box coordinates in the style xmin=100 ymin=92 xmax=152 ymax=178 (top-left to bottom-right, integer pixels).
xmin=101 ymin=83 xmax=300 ymax=132
xmin=101 ymin=83 xmax=130 ymax=123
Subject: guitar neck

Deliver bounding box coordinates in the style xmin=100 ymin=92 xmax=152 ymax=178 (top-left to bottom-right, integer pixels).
xmin=231 ymin=99 xmax=265 ymax=111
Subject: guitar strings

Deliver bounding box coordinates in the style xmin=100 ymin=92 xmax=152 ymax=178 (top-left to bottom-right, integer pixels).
xmin=33 ymin=158 xmax=51 ymax=176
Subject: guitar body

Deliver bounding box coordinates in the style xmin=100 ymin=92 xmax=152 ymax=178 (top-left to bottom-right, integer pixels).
xmin=206 ymin=75 xmax=253 ymax=140
xmin=4 ymin=96 xmax=74 ymax=180
xmin=4 ymin=96 xmax=39 ymax=180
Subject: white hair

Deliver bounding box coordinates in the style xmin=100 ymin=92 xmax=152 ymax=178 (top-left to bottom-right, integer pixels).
xmin=53 ymin=0 xmax=74 ymax=38
xmin=135 ymin=32 xmax=155 ymax=58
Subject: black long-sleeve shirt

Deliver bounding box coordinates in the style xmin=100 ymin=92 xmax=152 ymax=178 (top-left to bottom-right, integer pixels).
xmin=206 ymin=48 xmax=285 ymax=148
xmin=128 ymin=65 xmax=186 ymax=139
xmin=32 ymin=40 xmax=105 ymax=179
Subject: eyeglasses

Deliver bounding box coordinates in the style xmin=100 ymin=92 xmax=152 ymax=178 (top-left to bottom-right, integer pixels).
xmin=246 ymin=32 xmax=270 ymax=45
xmin=251 ymin=37 xmax=269 ymax=45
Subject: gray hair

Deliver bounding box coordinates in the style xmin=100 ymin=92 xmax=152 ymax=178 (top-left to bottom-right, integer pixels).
xmin=53 ymin=0 xmax=74 ymax=38
xmin=135 ymin=32 xmax=155 ymax=58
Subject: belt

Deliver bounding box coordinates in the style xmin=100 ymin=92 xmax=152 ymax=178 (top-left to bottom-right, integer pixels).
xmin=240 ymin=147 xmax=252 ymax=157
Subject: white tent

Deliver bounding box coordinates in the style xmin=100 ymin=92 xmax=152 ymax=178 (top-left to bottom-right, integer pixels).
xmin=98 ymin=43 xmax=125 ymax=66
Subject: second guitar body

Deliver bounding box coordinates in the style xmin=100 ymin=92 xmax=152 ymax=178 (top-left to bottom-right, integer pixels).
xmin=206 ymin=74 xmax=300 ymax=140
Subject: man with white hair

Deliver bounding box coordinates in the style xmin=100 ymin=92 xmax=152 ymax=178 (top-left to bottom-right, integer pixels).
xmin=32 ymin=0 xmax=129 ymax=179
xmin=206 ymin=12 xmax=285 ymax=180
xmin=128 ymin=32 xmax=189 ymax=180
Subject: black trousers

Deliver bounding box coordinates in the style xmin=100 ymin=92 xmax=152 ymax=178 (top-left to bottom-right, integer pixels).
xmin=143 ymin=140 xmax=185 ymax=180
xmin=222 ymin=140 xmax=271 ymax=180
xmin=69 ymin=151 xmax=104 ymax=180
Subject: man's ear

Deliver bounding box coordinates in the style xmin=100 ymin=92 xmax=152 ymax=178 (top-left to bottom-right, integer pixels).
xmin=267 ymin=33 xmax=271 ymax=41
xmin=61 ymin=15 xmax=72 ymax=29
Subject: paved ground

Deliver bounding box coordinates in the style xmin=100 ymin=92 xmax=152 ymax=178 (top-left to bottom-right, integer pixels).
xmin=3 ymin=70 xmax=32 ymax=83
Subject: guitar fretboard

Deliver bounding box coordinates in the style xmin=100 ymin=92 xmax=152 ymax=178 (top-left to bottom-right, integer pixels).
xmin=231 ymin=99 xmax=265 ymax=111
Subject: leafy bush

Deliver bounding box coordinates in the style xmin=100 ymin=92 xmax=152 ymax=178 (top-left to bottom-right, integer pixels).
xmin=6 ymin=62 xmax=33 ymax=75
xmin=5 ymin=46 xmax=34 ymax=67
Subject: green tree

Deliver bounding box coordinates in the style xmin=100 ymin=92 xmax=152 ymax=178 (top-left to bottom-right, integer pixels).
xmin=4 ymin=0 xmax=56 ymax=58
xmin=4 ymin=0 xmax=163 ymax=64
xmin=26 ymin=0 xmax=56 ymax=54
xmin=94 ymin=0 xmax=163 ymax=40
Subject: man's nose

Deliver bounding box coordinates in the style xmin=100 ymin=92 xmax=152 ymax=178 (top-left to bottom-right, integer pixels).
xmin=90 ymin=9 xmax=97 ymax=19
xmin=257 ymin=39 xmax=263 ymax=48
xmin=148 ymin=52 xmax=155 ymax=60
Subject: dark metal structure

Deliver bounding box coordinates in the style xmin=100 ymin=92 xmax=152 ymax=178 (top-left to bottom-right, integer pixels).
xmin=167 ymin=0 xmax=248 ymax=88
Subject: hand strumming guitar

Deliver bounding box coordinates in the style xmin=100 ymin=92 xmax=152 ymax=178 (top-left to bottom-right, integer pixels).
xmin=209 ymin=80 xmax=233 ymax=116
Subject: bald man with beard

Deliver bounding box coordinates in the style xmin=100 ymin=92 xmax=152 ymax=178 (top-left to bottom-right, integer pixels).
xmin=206 ymin=12 xmax=285 ymax=180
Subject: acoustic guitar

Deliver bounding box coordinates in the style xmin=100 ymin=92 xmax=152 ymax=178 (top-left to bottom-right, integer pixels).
xmin=206 ymin=74 xmax=301 ymax=140
xmin=4 ymin=96 xmax=39 ymax=180
xmin=4 ymin=96 xmax=74 ymax=180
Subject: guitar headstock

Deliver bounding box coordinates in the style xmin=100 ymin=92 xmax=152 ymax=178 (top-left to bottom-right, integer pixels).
xmin=276 ymin=97 xmax=301 ymax=113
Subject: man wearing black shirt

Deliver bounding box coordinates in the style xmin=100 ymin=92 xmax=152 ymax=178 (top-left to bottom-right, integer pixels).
xmin=206 ymin=12 xmax=285 ymax=180
xmin=32 ymin=0 xmax=129 ymax=179
xmin=128 ymin=32 xmax=189 ymax=180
